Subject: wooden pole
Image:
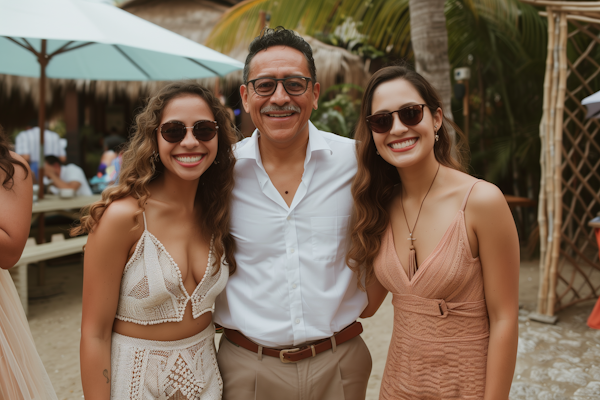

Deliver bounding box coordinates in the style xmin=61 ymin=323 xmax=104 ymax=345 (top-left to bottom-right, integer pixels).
xmin=547 ymin=12 xmax=568 ymax=316
xmin=463 ymin=79 xmax=469 ymax=137
xmin=37 ymin=39 xmax=48 ymax=286
xmin=37 ymin=39 xmax=47 ymax=201
xmin=537 ymin=8 xmax=555 ymax=315
xmin=540 ymin=11 xmax=560 ymax=315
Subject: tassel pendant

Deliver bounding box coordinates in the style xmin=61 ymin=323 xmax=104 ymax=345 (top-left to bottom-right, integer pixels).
xmin=408 ymin=245 xmax=418 ymax=280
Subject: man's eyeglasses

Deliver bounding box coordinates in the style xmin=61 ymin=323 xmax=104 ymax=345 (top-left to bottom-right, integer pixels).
xmin=246 ymin=76 xmax=313 ymax=97
xmin=156 ymin=120 xmax=218 ymax=143
xmin=366 ymin=104 xmax=427 ymax=133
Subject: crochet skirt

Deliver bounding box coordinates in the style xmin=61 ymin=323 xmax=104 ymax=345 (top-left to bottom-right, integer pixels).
xmin=111 ymin=324 xmax=222 ymax=400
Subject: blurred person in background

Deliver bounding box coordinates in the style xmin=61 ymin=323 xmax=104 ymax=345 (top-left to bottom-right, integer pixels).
xmin=44 ymin=155 xmax=92 ymax=197
xmin=0 ymin=125 xmax=59 ymax=400
xmin=15 ymin=120 xmax=66 ymax=181
xmin=97 ymin=128 xmax=125 ymax=176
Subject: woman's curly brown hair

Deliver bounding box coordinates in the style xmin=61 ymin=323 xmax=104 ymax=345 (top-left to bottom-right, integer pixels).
xmin=71 ymin=81 xmax=238 ymax=274
xmin=347 ymin=65 xmax=469 ymax=290
xmin=0 ymin=125 xmax=29 ymax=190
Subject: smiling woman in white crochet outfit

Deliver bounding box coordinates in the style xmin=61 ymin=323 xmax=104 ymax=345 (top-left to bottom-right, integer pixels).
xmin=72 ymin=82 xmax=237 ymax=400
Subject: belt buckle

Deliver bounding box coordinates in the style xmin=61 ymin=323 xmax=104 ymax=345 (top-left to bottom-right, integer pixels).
xmin=279 ymin=347 xmax=300 ymax=363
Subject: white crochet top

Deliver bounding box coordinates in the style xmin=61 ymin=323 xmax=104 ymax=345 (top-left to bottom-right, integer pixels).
xmin=115 ymin=212 xmax=228 ymax=325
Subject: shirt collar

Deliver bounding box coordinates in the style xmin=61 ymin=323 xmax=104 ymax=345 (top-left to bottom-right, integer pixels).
xmin=236 ymin=121 xmax=332 ymax=161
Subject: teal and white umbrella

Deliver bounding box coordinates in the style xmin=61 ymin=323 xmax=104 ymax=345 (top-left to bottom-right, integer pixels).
xmin=0 ymin=0 xmax=244 ymax=196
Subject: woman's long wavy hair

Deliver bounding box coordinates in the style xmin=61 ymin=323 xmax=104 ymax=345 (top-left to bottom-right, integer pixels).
xmin=0 ymin=125 xmax=29 ymax=190
xmin=72 ymin=81 xmax=238 ymax=274
xmin=347 ymin=65 xmax=469 ymax=289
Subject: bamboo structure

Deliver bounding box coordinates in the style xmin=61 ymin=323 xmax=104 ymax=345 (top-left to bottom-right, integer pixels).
xmin=523 ymin=0 xmax=600 ymax=316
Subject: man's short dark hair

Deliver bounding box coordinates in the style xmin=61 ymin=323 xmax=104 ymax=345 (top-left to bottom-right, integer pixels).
xmin=45 ymin=155 xmax=62 ymax=166
xmin=243 ymin=26 xmax=317 ymax=84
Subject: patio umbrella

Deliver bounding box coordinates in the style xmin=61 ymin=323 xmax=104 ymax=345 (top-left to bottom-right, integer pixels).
xmin=582 ymin=90 xmax=600 ymax=119
xmin=0 ymin=0 xmax=244 ymax=198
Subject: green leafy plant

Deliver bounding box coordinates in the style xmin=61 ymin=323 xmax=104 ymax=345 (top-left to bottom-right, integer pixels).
xmin=311 ymin=84 xmax=364 ymax=138
xmin=315 ymin=17 xmax=384 ymax=60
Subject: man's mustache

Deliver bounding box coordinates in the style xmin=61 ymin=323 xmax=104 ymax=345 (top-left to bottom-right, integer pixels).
xmin=260 ymin=105 xmax=301 ymax=114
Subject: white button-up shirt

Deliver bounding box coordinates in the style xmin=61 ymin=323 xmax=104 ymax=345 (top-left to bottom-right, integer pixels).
xmin=15 ymin=127 xmax=66 ymax=163
xmin=214 ymin=122 xmax=367 ymax=347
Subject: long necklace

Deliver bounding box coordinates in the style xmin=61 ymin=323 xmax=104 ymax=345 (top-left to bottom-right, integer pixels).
xmin=400 ymin=162 xmax=441 ymax=280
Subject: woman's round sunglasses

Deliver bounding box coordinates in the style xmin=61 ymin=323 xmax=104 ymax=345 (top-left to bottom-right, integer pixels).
xmin=157 ymin=120 xmax=218 ymax=143
xmin=366 ymin=104 xmax=426 ymax=133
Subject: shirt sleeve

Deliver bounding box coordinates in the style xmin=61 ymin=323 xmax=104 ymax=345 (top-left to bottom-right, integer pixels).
xmin=14 ymin=133 xmax=28 ymax=155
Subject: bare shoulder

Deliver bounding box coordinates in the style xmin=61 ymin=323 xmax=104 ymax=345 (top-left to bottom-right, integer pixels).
xmin=467 ymin=180 xmax=506 ymax=210
xmin=96 ymin=196 xmax=143 ymax=235
xmin=463 ymin=180 xmax=511 ymax=226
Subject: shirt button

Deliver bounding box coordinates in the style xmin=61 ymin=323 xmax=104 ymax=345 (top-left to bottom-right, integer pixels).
xmin=287 ymin=216 xmax=291 ymax=220
xmin=292 ymin=284 xmax=297 ymax=289
xmin=290 ymin=248 xmax=295 ymax=254
xmin=295 ymin=318 xmax=300 ymax=324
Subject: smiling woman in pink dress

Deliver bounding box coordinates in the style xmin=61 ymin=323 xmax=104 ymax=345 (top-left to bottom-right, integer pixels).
xmin=0 ymin=126 xmax=58 ymax=400
xmin=72 ymin=82 xmax=237 ymax=400
xmin=347 ymin=66 xmax=519 ymax=400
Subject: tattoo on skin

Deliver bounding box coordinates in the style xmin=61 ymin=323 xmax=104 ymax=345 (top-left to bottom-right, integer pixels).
xmin=103 ymin=369 xmax=110 ymax=384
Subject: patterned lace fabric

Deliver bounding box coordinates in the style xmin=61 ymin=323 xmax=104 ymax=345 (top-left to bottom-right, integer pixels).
xmin=373 ymin=181 xmax=490 ymax=400
xmin=116 ymin=212 xmax=228 ymax=325
xmin=111 ymin=325 xmax=222 ymax=400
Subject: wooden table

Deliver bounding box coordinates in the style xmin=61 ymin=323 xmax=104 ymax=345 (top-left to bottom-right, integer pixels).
xmin=32 ymin=194 xmax=101 ymax=214
xmin=30 ymin=194 xmax=100 ymax=285
xmin=504 ymin=194 xmax=537 ymax=209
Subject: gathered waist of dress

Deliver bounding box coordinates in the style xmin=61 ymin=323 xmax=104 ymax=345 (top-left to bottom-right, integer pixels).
xmin=391 ymin=294 xmax=490 ymax=342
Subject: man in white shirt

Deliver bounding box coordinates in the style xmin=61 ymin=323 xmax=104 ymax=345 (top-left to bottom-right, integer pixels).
xmin=44 ymin=156 xmax=92 ymax=197
xmin=15 ymin=124 xmax=66 ymax=180
xmin=214 ymin=27 xmax=371 ymax=400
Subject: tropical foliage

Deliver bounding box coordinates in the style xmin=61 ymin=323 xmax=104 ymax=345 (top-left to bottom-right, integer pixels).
xmin=311 ymin=84 xmax=363 ymax=137
xmin=205 ymin=0 xmax=412 ymax=55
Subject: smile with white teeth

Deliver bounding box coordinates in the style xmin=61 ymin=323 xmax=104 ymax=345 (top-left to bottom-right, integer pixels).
xmin=267 ymin=113 xmax=293 ymax=117
xmin=174 ymin=155 xmax=204 ymax=163
xmin=389 ymin=138 xmax=417 ymax=149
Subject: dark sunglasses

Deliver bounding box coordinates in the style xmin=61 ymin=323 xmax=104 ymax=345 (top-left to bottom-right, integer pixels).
xmin=366 ymin=104 xmax=427 ymax=133
xmin=157 ymin=120 xmax=218 ymax=143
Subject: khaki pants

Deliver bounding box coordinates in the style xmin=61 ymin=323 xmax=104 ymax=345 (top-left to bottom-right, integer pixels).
xmin=217 ymin=334 xmax=372 ymax=400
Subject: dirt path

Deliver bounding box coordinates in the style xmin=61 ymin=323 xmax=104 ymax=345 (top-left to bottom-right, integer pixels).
xmin=26 ymin=260 xmax=600 ymax=399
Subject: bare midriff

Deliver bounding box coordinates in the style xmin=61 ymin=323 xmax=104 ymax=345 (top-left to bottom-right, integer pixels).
xmin=112 ymin=305 xmax=213 ymax=341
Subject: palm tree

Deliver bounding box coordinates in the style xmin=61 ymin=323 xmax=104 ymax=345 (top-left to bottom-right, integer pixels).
xmin=409 ymin=0 xmax=454 ymax=127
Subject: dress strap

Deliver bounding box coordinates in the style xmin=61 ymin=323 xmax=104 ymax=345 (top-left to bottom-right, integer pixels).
xmin=142 ymin=211 xmax=148 ymax=230
xmin=460 ymin=180 xmax=482 ymax=211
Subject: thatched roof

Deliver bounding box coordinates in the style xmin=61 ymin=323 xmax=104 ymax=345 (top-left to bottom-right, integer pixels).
xmin=1 ymin=0 xmax=369 ymax=104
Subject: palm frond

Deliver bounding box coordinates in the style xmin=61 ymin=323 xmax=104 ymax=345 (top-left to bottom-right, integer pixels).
xmin=205 ymin=0 xmax=412 ymax=56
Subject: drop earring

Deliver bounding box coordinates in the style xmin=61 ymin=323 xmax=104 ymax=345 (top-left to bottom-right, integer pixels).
xmin=434 ymin=125 xmax=439 ymax=142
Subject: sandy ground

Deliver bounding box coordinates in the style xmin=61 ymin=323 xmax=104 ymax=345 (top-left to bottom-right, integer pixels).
xmin=24 ymin=259 xmax=600 ymax=400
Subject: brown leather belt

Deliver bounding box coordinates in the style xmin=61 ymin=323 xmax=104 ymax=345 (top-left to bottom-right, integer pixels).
xmin=223 ymin=321 xmax=363 ymax=363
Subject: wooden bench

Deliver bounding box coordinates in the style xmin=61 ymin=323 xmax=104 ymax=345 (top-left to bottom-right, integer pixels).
xmin=9 ymin=234 xmax=87 ymax=315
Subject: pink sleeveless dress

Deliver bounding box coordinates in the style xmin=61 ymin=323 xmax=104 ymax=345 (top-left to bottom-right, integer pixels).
xmin=374 ymin=181 xmax=489 ymax=400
